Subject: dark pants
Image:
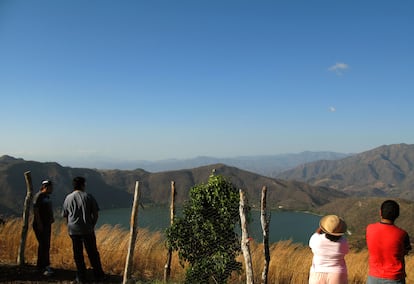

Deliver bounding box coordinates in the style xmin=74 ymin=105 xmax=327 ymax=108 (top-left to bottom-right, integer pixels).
xmin=33 ymin=225 xmax=51 ymax=269
xmin=70 ymin=233 xmax=105 ymax=281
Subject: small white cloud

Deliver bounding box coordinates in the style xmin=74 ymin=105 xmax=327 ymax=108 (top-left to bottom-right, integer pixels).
xmin=328 ymin=62 xmax=349 ymax=75
xmin=329 ymin=106 xmax=336 ymax=112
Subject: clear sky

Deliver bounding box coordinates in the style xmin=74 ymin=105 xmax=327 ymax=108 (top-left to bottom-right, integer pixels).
xmin=1 ymin=0 xmax=413 ymax=166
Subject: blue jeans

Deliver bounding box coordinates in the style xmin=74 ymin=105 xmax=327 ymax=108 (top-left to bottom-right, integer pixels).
xmin=367 ymin=275 xmax=405 ymax=284
xmin=70 ymin=233 xmax=105 ymax=281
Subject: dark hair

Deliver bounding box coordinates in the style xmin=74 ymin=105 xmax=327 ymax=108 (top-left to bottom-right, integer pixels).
xmin=381 ymin=200 xmax=400 ymax=221
xmin=325 ymin=234 xmax=342 ymax=242
xmin=72 ymin=176 xmax=86 ymax=191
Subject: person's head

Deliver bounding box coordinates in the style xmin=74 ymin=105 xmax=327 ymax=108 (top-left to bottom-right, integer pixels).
xmin=41 ymin=180 xmax=53 ymax=194
xmin=319 ymin=214 xmax=347 ymax=242
xmin=72 ymin=176 xmax=86 ymax=191
xmin=381 ymin=200 xmax=400 ymax=221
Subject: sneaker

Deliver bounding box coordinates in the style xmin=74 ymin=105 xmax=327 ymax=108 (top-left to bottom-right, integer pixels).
xmin=43 ymin=266 xmax=54 ymax=276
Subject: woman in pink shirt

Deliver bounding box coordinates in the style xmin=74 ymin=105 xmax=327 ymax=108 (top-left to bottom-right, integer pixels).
xmin=308 ymin=215 xmax=349 ymax=284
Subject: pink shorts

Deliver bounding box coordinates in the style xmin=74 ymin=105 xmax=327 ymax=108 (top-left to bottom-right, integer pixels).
xmin=308 ymin=271 xmax=348 ymax=284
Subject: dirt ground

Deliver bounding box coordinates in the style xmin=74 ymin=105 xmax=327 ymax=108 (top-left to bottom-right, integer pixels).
xmin=0 ymin=264 xmax=123 ymax=283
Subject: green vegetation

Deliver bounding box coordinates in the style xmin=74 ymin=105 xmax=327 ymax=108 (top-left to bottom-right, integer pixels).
xmin=166 ymin=173 xmax=242 ymax=284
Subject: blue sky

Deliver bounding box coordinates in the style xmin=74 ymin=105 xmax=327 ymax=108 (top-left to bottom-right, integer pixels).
xmin=1 ymin=0 xmax=413 ymax=166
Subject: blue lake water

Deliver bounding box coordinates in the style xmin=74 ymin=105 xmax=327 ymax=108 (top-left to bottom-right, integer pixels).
xmin=97 ymin=206 xmax=321 ymax=245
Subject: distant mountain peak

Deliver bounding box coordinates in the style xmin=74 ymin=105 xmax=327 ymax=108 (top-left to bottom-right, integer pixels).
xmin=0 ymin=155 xmax=22 ymax=162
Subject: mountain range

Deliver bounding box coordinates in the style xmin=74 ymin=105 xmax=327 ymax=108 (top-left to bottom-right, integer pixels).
xmin=1 ymin=143 xmax=414 ymax=216
xmin=0 ymin=156 xmax=346 ymax=216
xmin=79 ymin=151 xmax=350 ymax=175
xmin=276 ymin=143 xmax=414 ymax=200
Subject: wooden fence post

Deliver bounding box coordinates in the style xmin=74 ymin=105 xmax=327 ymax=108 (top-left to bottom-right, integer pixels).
xmin=17 ymin=171 xmax=34 ymax=265
xmin=123 ymin=181 xmax=141 ymax=284
xmin=239 ymin=189 xmax=254 ymax=284
xmin=164 ymin=181 xmax=176 ymax=283
xmin=260 ymin=186 xmax=270 ymax=284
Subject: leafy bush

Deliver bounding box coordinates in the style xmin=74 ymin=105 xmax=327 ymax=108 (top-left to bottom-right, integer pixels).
xmin=166 ymin=173 xmax=241 ymax=284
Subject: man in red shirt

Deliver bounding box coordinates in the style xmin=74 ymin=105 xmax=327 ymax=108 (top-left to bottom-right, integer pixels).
xmin=366 ymin=200 xmax=411 ymax=284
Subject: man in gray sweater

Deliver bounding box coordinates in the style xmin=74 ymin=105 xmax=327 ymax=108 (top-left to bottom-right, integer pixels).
xmin=62 ymin=176 xmax=106 ymax=283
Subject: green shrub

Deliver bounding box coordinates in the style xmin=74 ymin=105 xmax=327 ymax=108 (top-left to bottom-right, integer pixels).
xmin=166 ymin=173 xmax=241 ymax=284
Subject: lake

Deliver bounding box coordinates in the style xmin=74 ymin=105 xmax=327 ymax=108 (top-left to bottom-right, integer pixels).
xmin=97 ymin=206 xmax=321 ymax=245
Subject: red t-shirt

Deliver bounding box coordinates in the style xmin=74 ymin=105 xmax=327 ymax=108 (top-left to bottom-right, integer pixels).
xmin=366 ymin=222 xmax=411 ymax=280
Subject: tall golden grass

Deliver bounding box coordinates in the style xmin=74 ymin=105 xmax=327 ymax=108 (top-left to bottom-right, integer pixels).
xmin=1 ymin=218 xmax=413 ymax=283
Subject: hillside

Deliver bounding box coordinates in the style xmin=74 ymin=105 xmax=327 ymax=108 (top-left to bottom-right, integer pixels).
xmin=276 ymin=143 xmax=414 ymax=200
xmin=0 ymin=156 xmax=347 ymax=216
xmin=313 ymin=197 xmax=414 ymax=249
xmin=0 ymin=156 xmax=132 ymax=216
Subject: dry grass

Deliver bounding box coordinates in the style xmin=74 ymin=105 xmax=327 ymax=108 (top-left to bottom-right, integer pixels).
xmin=1 ymin=218 xmax=414 ymax=283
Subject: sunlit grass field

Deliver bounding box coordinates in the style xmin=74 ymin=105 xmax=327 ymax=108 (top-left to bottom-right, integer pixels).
xmin=1 ymin=218 xmax=413 ymax=283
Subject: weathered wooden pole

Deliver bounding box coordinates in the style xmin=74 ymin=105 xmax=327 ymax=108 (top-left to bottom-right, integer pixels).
xmin=260 ymin=186 xmax=270 ymax=284
xmin=239 ymin=189 xmax=254 ymax=284
xmin=123 ymin=181 xmax=141 ymax=284
xmin=164 ymin=181 xmax=176 ymax=283
xmin=17 ymin=171 xmax=34 ymax=265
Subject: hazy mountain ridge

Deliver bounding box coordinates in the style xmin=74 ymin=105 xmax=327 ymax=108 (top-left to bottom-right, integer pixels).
xmin=2 ymin=143 xmax=414 ymax=219
xmin=276 ymin=143 xmax=414 ymax=200
xmin=0 ymin=156 xmax=347 ymax=216
xmin=66 ymin=151 xmax=351 ymax=175
xmin=3 ymin=145 xmax=414 ymax=250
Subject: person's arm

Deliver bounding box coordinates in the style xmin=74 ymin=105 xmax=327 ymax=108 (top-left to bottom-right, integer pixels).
xmin=91 ymin=209 xmax=99 ymax=225
xmin=404 ymin=234 xmax=411 ymax=255
xmin=33 ymin=207 xmax=44 ymax=231
xmin=89 ymin=194 xmax=99 ymax=226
